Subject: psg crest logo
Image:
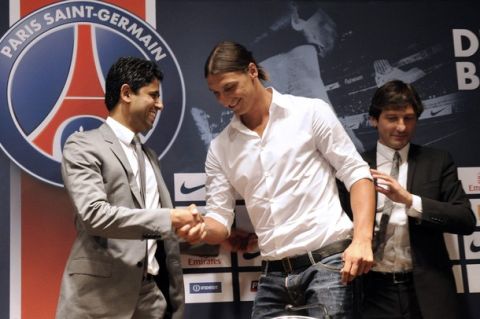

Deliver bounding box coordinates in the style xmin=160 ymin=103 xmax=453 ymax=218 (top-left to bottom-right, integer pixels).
xmin=0 ymin=0 xmax=185 ymax=186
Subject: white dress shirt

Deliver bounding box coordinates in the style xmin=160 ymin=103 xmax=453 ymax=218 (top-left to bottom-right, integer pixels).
xmin=106 ymin=117 xmax=160 ymax=275
xmin=205 ymin=88 xmax=372 ymax=260
xmin=373 ymin=142 xmax=422 ymax=272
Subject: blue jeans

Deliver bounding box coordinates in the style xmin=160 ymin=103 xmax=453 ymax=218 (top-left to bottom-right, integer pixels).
xmin=251 ymin=253 xmax=353 ymax=319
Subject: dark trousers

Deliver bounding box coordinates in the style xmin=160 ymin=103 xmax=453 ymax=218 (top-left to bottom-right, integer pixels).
xmin=361 ymin=271 xmax=422 ymax=319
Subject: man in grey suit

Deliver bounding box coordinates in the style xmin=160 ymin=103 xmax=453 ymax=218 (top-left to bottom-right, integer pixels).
xmin=56 ymin=57 xmax=203 ymax=318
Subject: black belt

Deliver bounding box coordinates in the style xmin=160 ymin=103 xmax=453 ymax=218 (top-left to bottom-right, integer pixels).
xmin=369 ymin=271 xmax=413 ymax=284
xmin=262 ymin=238 xmax=351 ymax=274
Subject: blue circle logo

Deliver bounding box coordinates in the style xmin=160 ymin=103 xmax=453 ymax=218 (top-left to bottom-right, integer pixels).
xmin=0 ymin=0 xmax=185 ymax=187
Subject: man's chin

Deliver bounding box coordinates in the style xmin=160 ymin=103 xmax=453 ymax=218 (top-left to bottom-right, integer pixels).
xmin=392 ymin=142 xmax=408 ymax=150
xmin=140 ymin=124 xmax=153 ymax=134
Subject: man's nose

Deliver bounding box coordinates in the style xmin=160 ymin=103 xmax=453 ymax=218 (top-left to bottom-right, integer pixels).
xmin=155 ymin=100 xmax=164 ymax=111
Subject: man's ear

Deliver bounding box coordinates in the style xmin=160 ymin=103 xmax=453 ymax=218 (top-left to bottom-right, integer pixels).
xmin=120 ymin=84 xmax=132 ymax=102
xmin=369 ymin=116 xmax=378 ymax=128
xmin=247 ymin=62 xmax=258 ymax=79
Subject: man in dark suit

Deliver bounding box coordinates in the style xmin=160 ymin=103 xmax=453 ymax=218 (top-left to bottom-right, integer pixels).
xmin=56 ymin=57 xmax=204 ymax=319
xmin=361 ymin=80 xmax=476 ymax=319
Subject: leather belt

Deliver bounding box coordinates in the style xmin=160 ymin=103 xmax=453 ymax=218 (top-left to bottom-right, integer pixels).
xmin=369 ymin=271 xmax=413 ymax=284
xmin=262 ymin=238 xmax=351 ymax=274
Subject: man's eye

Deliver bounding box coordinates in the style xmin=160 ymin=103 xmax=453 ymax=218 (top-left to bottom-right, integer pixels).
xmin=224 ymin=83 xmax=236 ymax=92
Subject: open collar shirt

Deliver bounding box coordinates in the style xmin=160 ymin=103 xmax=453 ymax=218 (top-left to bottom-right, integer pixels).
xmin=205 ymin=88 xmax=372 ymax=260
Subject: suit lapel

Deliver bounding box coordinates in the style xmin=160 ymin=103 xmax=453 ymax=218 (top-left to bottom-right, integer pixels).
xmin=406 ymin=144 xmax=418 ymax=192
xmin=99 ymin=124 xmax=145 ymax=208
xmin=363 ymin=148 xmax=377 ymax=169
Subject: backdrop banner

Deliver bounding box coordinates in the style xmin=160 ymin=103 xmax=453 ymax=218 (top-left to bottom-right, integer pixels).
xmin=0 ymin=1 xmax=479 ymax=318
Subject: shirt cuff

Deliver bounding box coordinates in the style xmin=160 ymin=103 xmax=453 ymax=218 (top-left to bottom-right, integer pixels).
xmin=344 ymin=169 xmax=373 ymax=191
xmin=407 ymin=195 xmax=422 ymax=218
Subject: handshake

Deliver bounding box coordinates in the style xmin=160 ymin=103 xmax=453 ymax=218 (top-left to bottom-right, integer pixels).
xmin=170 ymin=204 xmax=207 ymax=243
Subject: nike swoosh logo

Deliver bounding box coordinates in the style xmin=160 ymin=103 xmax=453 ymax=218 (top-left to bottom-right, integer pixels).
xmin=470 ymin=240 xmax=480 ymax=253
xmin=243 ymin=251 xmax=261 ymax=260
xmin=180 ymin=182 xmax=205 ymax=194
xmin=430 ymin=107 xmax=448 ymax=117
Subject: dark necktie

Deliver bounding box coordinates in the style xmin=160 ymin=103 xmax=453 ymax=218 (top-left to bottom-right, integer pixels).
xmin=374 ymin=151 xmax=401 ymax=261
xmin=132 ymin=135 xmax=146 ymax=201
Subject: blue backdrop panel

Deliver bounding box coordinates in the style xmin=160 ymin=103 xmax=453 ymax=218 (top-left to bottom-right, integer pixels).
xmin=1 ymin=1 xmax=480 ymax=318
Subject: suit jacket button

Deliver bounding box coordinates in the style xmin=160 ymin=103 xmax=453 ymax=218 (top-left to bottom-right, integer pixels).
xmin=136 ymin=261 xmax=143 ymax=268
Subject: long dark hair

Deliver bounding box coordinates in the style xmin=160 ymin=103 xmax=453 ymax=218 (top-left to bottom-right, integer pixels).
xmin=204 ymin=41 xmax=268 ymax=81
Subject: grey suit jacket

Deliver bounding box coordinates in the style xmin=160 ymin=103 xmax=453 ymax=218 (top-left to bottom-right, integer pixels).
xmin=56 ymin=123 xmax=184 ymax=319
xmin=362 ymin=144 xmax=475 ymax=319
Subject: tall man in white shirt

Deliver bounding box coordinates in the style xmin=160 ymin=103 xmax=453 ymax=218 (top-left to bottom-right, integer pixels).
xmin=57 ymin=57 xmax=204 ymax=319
xmin=361 ymin=80 xmax=476 ymax=319
xmin=196 ymin=41 xmax=375 ymax=318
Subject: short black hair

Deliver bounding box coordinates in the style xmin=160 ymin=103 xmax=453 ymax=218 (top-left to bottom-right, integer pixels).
xmin=105 ymin=57 xmax=163 ymax=111
xmin=369 ymin=80 xmax=424 ymax=119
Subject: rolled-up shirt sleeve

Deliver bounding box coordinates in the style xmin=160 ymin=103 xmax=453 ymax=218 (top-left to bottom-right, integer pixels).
xmin=312 ymin=100 xmax=372 ymax=190
xmin=204 ymin=143 xmax=235 ymax=235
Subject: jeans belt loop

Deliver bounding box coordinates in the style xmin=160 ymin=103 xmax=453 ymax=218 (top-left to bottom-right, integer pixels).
xmin=281 ymin=258 xmax=293 ymax=273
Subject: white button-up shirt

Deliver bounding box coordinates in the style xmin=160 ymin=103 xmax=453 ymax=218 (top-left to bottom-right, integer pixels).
xmin=205 ymin=88 xmax=372 ymax=260
xmin=106 ymin=117 xmax=160 ymax=275
xmin=374 ymin=142 xmax=422 ymax=272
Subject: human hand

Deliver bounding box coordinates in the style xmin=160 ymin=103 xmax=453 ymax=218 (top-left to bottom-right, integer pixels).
xmin=171 ymin=204 xmax=201 ymax=228
xmin=221 ymin=228 xmax=258 ymax=252
xmin=340 ymin=239 xmax=373 ymax=284
xmin=370 ymin=169 xmax=413 ymax=207
xmin=172 ymin=204 xmax=207 ymax=243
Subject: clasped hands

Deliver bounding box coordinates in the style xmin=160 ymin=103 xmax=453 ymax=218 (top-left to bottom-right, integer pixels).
xmin=171 ymin=204 xmax=207 ymax=243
